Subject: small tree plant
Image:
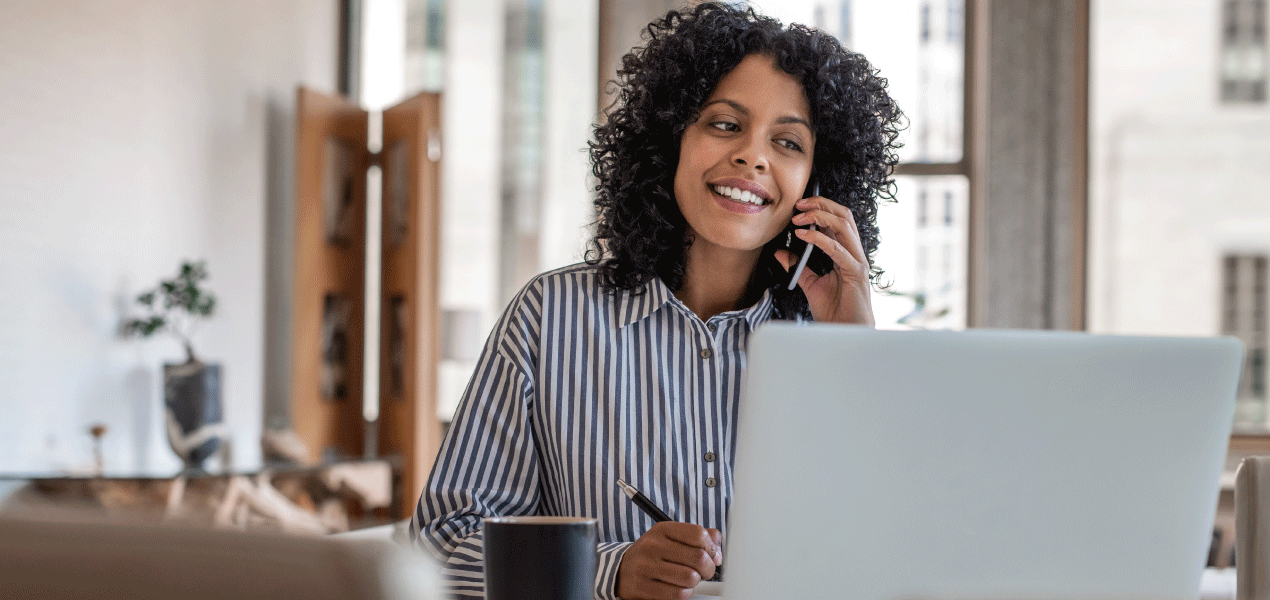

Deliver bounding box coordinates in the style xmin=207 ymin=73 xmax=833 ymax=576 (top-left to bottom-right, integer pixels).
xmin=124 ymin=260 xmax=217 ymax=363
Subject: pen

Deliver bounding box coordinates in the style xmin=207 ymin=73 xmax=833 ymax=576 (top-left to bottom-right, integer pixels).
xmin=616 ymin=479 xmax=673 ymax=522
xmin=616 ymin=479 xmax=723 ymax=582
xmin=787 ymin=181 xmax=819 ymax=291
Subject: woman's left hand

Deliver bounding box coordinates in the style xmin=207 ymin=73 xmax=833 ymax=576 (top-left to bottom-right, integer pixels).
xmin=774 ymin=196 xmax=875 ymax=326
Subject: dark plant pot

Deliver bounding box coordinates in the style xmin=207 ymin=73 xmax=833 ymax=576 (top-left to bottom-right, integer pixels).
xmin=163 ymin=361 xmax=224 ymax=473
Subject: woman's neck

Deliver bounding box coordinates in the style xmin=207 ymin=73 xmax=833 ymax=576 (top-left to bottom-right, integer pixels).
xmin=675 ymin=242 xmax=763 ymax=322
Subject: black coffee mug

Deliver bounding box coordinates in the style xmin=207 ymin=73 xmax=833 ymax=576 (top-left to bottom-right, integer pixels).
xmin=483 ymin=516 xmax=598 ymax=600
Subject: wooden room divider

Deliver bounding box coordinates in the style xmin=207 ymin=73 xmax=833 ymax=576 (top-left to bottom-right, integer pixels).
xmin=292 ymin=87 xmax=443 ymax=518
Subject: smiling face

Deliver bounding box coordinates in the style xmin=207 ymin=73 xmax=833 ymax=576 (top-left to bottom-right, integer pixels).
xmin=673 ymin=53 xmax=815 ymax=262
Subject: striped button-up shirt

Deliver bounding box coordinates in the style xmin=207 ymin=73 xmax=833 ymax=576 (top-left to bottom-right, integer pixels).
xmin=409 ymin=263 xmax=774 ymax=599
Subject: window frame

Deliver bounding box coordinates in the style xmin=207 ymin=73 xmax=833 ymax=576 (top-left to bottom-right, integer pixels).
xmin=892 ymin=0 xmax=977 ymax=327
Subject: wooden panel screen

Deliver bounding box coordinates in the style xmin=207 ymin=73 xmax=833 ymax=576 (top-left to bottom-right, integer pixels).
xmin=292 ymin=87 xmax=369 ymax=464
xmin=380 ymin=92 xmax=444 ymax=517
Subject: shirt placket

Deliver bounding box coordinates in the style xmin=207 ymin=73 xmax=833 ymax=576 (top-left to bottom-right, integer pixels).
xmin=698 ymin=316 xmax=725 ymax=529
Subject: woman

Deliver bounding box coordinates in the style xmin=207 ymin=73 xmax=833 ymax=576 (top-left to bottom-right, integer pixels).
xmin=409 ymin=3 xmax=902 ymax=599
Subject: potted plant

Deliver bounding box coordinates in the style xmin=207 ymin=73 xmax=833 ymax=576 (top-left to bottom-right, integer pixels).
xmin=124 ymin=260 xmax=225 ymax=473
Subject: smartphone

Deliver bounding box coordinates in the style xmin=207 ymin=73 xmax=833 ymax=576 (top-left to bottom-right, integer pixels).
xmin=786 ymin=177 xmax=819 ymax=291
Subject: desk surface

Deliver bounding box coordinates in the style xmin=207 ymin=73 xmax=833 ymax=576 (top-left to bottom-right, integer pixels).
xmin=692 ymin=581 xmax=723 ymax=599
xmin=692 ymin=571 xmax=1236 ymax=600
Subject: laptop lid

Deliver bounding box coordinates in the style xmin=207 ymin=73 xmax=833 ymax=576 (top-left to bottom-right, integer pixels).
xmin=725 ymin=324 xmax=1243 ymax=600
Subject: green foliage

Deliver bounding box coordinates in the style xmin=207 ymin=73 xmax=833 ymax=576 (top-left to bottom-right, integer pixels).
xmin=123 ymin=260 xmax=216 ymax=361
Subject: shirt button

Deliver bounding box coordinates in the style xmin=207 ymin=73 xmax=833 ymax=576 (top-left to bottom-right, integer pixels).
xmin=707 ymin=322 xmax=717 ymax=332
xmin=704 ymin=452 xmax=716 ymax=462
xmin=705 ymin=478 xmax=717 ymax=488
xmin=700 ymin=348 xmax=712 ymax=359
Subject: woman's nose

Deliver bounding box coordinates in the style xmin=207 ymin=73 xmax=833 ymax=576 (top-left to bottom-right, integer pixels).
xmin=731 ymin=137 xmax=769 ymax=172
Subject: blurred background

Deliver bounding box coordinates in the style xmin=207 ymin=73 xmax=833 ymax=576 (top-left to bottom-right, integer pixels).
xmin=0 ymin=0 xmax=1266 ymax=501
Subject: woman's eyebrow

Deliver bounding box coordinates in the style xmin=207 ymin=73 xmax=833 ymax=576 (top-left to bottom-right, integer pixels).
xmin=702 ymin=99 xmax=810 ymax=129
xmin=702 ymin=99 xmax=749 ymax=115
xmin=776 ymin=115 xmax=811 ymax=129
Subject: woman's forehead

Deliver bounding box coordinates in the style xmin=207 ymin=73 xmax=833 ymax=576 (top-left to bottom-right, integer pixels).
xmin=704 ymin=55 xmax=811 ymax=122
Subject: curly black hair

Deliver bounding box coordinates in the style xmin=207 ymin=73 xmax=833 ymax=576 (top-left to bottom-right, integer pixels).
xmin=586 ymin=2 xmax=903 ymax=320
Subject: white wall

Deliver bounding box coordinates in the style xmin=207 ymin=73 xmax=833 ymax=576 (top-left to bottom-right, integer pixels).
xmin=1089 ymin=0 xmax=1270 ymax=337
xmin=0 ymin=0 xmax=338 ymax=474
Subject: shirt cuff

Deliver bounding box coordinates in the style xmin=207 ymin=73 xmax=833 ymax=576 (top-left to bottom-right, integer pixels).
xmin=595 ymin=541 xmax=633 ymax=600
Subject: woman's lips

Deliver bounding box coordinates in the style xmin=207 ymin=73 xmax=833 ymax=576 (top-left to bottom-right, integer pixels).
xmin=710 ymin=177 xmax=771 ymax=202
xmin=712 ymin=188 xmax=765 ymax=214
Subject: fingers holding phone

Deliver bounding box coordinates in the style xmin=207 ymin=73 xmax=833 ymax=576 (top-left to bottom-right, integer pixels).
xmin=781 ymin=179 xmax=820 ymax=291
xmin=775 ymin=191 xmax=875 ymax=325
xmin=790 ymin=197 xmax=868 ymax=268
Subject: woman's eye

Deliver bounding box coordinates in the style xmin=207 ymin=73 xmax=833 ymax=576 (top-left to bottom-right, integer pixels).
xmin=710 ymin=121 xmax=740 ymax=132
xmin=777 ymin=139 xmax=804 ymax=152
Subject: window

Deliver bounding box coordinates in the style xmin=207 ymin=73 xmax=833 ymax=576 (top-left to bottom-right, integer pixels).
xmin=947 ymin=0 xmax=962 ymax=42
xmin=917 ymin=189 xmax=928 ymax=227
xmin=1221 ymin=0 xmax=1267 ymax=103
xmin=404 ymin=0 xmax=445 ymax=93
xmin=921 ymin=3 xmax=931 ymax=42
xmin=754 ymin=0 xmax=969 ymax=329
xmin=893 ymin=176 xmax=968 ymax=329
xmin=1224 ymin=254 xmax=1269 ymax=427
xmin=499 ymin=0 xmax=547 ymax=303
xmin=894 ymin=0 xmax=968 ymax=329
xmin=839 ymin=1 xmax=852 ymax=48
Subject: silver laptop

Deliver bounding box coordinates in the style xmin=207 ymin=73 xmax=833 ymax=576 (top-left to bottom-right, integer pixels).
xmin=724 ymin=324 xmax=1243 ymax=600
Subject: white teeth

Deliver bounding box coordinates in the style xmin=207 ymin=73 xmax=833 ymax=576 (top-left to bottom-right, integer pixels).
xmin=712 ymin=185 xmax=765 ymax=206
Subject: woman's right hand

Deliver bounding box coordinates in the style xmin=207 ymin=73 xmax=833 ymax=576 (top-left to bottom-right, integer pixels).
xmin=615 ymin=521 xmax=723 ymax=600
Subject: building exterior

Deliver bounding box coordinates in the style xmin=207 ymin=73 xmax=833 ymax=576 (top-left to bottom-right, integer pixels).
xmin=1089 ymin=0 xmax=1270 ymax=427
xmin=907 ymin=0 xmax=968 ymax=330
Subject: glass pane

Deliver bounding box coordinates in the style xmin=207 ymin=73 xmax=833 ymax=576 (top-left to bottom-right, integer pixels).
xmin=1091 ymin=2 xmax=1270 ymax=431
xmin=751 ymin=0 xmax=965 ymax=163
xmin=405 ymin=0 xmax=445 ymax=94
xmin=499 ymin=0 xmax=547 ymax=302
xmin=871 ymin=175 xmax=969 ymax=330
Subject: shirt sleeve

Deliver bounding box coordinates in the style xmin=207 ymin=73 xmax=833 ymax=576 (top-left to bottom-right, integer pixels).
xmin=408 ymin=343 xmax=541 ymax=599
xmin=596 ymin=541 xmax=633 ymax=600
xmin=407 ymin=274 xmax=635 ymax=600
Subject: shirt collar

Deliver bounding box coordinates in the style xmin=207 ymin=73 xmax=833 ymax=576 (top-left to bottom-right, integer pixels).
xmin=739 ymin=288 xmax=775 ymax=329
xmin=615 ymin=276 xmax=775 ymax=330
xmin=614 ymin=276 xmax=674 ymax=328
